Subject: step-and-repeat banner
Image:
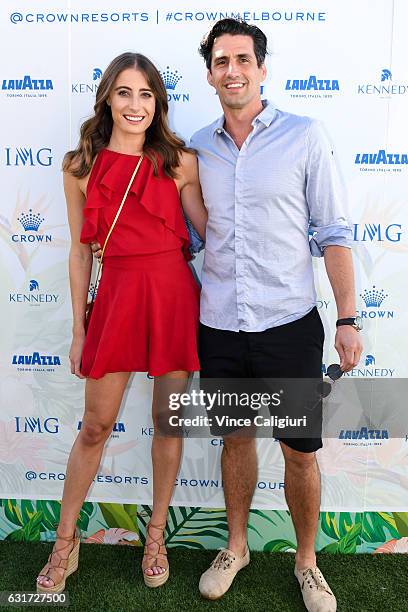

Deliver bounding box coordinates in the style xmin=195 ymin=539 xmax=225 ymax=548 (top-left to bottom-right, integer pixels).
xmin=1 ymin=0 xmax=407 ymax=514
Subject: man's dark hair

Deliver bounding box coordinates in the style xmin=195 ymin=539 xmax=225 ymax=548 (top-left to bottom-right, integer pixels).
xmin=199 ymin=18 xmax=268 ymax=70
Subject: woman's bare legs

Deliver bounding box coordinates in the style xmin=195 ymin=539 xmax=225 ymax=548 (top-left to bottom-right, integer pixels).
xmin=37 ymin=372 xmax=130 ymax=588
xmin=143 ymin=370 xmax=189 ymax=576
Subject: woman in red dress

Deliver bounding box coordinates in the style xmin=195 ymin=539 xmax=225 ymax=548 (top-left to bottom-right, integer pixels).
xmin=36 ymin=52 xmax=207 ymax=592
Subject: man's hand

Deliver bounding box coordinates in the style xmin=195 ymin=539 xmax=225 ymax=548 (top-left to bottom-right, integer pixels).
xmin=334 ymin=326 xmax=363 ymax=372
xmin=90 ymin=241 xmax=102 ymax=259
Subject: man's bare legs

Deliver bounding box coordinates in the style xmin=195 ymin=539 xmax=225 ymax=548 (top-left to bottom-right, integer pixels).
xmin=280 ymin=442 xmax=320 ymax=569
xmin=222 ymin=436 xmax=258 ymax=556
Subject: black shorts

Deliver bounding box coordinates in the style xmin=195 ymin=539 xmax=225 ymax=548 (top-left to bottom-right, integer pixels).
xmin=199 ymin=307 xmax=324 ymax=453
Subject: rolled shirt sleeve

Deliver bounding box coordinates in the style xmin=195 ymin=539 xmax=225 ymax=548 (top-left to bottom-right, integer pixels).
xmin=306 ymin=119 xmax=353 ymax=257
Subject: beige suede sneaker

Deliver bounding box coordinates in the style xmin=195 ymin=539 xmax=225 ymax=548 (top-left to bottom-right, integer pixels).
xmin=294 ymin=566 xmax=337 ymax=612
xmin=199 ymin=547 xmax=250 ymax=600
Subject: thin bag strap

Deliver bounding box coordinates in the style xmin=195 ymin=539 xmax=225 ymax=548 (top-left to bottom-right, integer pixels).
xmin=91 ymin=154 xmax=144 ymax=298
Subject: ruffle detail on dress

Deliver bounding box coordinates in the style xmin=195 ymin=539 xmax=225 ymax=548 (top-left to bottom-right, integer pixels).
xmin=80 ymin=150 xmax=192 ymax=261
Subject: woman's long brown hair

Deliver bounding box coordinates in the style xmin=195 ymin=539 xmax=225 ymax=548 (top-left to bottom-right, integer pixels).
xmin=63 ymin=52 xmax=190 ymax=178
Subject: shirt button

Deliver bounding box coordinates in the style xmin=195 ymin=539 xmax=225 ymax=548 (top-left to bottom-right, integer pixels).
xmin=216 ymin=128 xmax=223 ymax=134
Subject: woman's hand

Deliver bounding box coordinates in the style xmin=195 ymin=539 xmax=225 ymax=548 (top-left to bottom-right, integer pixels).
xmin=69 ymin=332 xmax=86 ymax=378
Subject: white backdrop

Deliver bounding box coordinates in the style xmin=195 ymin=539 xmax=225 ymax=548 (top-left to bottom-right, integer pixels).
xmin=1 ymin=0 xmax=407 ymax=511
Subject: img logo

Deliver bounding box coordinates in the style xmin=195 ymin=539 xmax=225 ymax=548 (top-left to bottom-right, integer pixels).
xmin=12 ymin=352 xmax=62 ymax=372
xmin=285 ymin=75 xmax=340 ymax=99
xmin=160 ymin=67 xmax=190 ymax=102
xmin=357 ymin=285 xmax=395 ymax=320
xmin=357 ymin=68 xmax=408 ymax=97
xmin=11 ymin=209 xmax=52 ymax=243
xmin=354 ymin=149 xmax=408 ymax=173
xmin=4 ymin=147 xmax=52 ymax=167
xmin=72 ymin=67 xmax=102 ymax=95
xmin=1 ymin=75 xmax=53 ymax=98
xmin=353 ymin=223 xmax=402 ymax=242
xmin=343 ymin=353 xmax=396 ymax=378
xmin=15 ymin=416 xmax=59 ymax=434
xmin=9 ymin=279 xmax=59 ymax=306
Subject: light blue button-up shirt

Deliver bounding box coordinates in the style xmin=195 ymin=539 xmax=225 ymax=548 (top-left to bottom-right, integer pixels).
xmin=190 ymin=100 xmax=352 ymax=332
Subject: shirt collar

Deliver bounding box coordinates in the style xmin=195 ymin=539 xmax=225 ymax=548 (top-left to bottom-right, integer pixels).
xmin=213 ymin=99 xmax=276 ymax=135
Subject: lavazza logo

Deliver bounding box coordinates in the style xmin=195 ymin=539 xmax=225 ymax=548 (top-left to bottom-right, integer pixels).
xmin=12 ymin=351 xmax=61 ymax=372
xmin=11 ymin=209 xmax=52 ymax=243
xmin=354 ymin=149 xmax=408 ymax=173
xmin=338 ymin=426 xmax=389 ymax=446
xmin=352 ymin=223 xmax=402 ymax=242
xmin=72 ymin=67 xmax=102 ymax=95
xmin=357 ymin=68 xmax=408 ymax=97
xmin=78 ymin=420 xmax=126 ymax=439
xmin=284 ymin=74 xmax=340 ymax=98
xmin=357 ymin=285 xmax=395 ymax=320
xmin=9 ymin=279 xmax=59 ymax=306
xmin=4 ymin=147 xmax=52 ymax=167
xmin=1 ymin=74 xmax=53 ymax=98
xmin=159 ymin=67 xmax=190 ymax=102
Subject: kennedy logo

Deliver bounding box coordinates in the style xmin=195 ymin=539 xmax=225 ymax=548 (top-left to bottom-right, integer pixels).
xmin=285 ymin=75 xmax=340 ymax=99
xmin=9 ymin=279 xmax=59 ymax=306
xmin=357 ymin=285 xmax=395 ymax=320
xmin=5 ymin=147 xmax=52 ymax=167
xmin=381 ymin=69 xmax=392 ymax=81
xmin=11 ymin=209 xmax=52 ymax=243
xmin=1 ymin=75 xmax=53 ymax=98
xmin=355 ymin=149 xmax=408 ymax=173
xmin=357 ymin=68 xmax=408 ymax=97
xmin=343 ymin=353 xmax=396 ymax=378
xmin=353 ymin=223 xmax=402 ymax=242
xmin=12 ymin=352 xmax=61 ymax=372
xmin=72 ymin=67 xmax=102 ymax=94
xmin=160 ymin=66 xmax=190 ymax=102
xmin=15 ymin=416 xmax=59 ymax=434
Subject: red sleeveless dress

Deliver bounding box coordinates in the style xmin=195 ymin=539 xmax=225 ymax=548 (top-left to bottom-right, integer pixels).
xmin=79 ymin=149 xmax=200 ymax=378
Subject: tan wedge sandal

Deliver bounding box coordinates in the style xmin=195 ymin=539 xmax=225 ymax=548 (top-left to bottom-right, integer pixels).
xmin=36 ymin=528 xmax=80 ymax=594
xmin=142 ymin=522 xmax=169 ymax=587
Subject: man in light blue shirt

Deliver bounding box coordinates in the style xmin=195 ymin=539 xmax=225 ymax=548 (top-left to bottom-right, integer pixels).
xmin=193 ymin=18 xmax=363 ymax=611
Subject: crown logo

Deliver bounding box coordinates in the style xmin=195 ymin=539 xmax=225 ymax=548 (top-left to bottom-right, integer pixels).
xmin=381 ymin=68 xmax=392 ymax=81
xmin=18 ymin=209 xmax=44 ymax=231
xmin=29 ymin=279 xmax=39 ymax=291
xmin=93 ymin=68 xmax=102 ymax=81
xmin=160 ymin=67 xmax=182 ymax=90
xmin=360 ymin=285 xmax=388 ymax=308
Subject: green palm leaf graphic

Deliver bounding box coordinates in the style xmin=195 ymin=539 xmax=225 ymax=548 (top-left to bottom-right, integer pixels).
xmin=320 ymin=523 xmax=362 ymax=554
xmin=264 ymin=539 xmax=297 ymax=552
xmin=5 ymin=511 xmax=43 ymax=542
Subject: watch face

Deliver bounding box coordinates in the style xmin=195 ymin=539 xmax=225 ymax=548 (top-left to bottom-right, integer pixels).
xmin=354 ymin=316 xmax=363 ymax=331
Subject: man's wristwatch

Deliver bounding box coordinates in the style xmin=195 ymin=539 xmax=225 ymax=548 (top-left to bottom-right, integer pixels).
xmin=336 ymin=316 xmax=363 ymax=332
